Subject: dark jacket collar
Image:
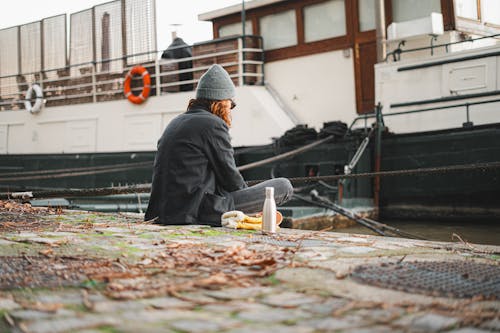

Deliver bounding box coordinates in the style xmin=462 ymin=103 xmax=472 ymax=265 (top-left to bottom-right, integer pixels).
xmin=186 ymin=106 xmax=211 ymax=115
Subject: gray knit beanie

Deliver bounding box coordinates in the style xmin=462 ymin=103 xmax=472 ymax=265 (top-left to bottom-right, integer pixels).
xmin=196 ymin=64 xmax=235 ymax=100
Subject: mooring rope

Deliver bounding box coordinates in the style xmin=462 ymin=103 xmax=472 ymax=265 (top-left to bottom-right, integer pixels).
xmin=0 ymin=161 xmax=153 ymax=182
xmin=237 ymin=135 xmax=334 ymax=171
xmin=263 ymin=161 xmax=500 ymax=186
xmin=0 ymin=135 xmax=334 ymax=182
xmin=1 ymin=161 xmax=499 ymax=200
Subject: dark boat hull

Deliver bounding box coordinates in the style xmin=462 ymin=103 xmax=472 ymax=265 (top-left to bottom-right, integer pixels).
xmin=380 ymin=123 xmax=500 ymax=221
xmin=1 ymin=123 xmax=499 ymax=221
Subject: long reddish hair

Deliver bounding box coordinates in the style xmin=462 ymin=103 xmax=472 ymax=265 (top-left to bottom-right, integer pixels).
xmin=187 ymin=99 xmax=231 ymax=127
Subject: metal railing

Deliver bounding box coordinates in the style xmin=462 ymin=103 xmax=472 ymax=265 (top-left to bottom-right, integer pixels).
xmin=348 ymin=98 xmax=500 ymax=133
xmin=0 ymin=35 xmax=265 ymax=111
xmin=385 ymin=33 xmax=500 ymax=62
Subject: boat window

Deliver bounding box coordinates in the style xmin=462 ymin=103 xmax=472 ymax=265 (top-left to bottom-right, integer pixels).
xmin=219 ymin=21 xmax=253 ymax=38
xmin=454 ymin=0 xmax=500 ymax=33
xmin=482 ymin=0 xmax=500 ymax=26
xmin=304 ymin=0 xmax=346 ymax=43
xmin=455 ymin=0 xmax=479 ymax=20
xmin=359 ymin=0 xmax=376 ymax=32
xmin=259 ymin=9 xmax=297 ymax=50
xmin=392 ymin=0 xmax=441 ymax=22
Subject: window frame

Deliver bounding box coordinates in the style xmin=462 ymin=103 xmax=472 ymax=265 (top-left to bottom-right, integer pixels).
xmin=385 ymin=0 xmax=455 ymax=30
xmin=211 ymin=0 xmax=459 ymax=63
xmin=303 ymin=0 xmax=348 ymax=43
xmin=453 ymin=0 xmax=500 ymax=34
xmin=212 ymin=0 xmax=352 ymax=63
xmin=454 ymin=0 xmax=481 ymax=22
xmin=218 ymin=20 xmax=253 ymax=38
xmin=481 ymin=0 xmax=500 ymax=28
xmin=259 ymin=8 xmax=298 ymax=51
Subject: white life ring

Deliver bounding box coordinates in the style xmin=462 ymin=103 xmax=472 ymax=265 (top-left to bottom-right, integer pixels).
xmin=24 ymin=84 xmax=44 ymax=114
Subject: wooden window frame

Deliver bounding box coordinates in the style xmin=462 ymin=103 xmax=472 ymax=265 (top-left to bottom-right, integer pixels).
xmin=481 ymin=0 xmax=500 ymax=28
xmin=384 ymin=0 xmax=455 ymax=30
xmin=454 ymin=0 xmax=481 ymax=22
xmin=213 ymin=0 xmax=353 ymax=63
xmin=442 ymin=0 xmax=456 ymax=30
xmin=453 ymin=0 xmax=500 ymax=35
xmin=211 ymin=0 xmax=456 ymax=64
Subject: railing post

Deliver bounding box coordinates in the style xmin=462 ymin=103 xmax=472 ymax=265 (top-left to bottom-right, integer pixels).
xmin=463 ymin=102 xmax=473 ymax=128
xmin=91 ymin=63 xmax=97 ymax=103
xmin=374 ymin=103 xmax=384 ymax=215
xmin=155 ymin=57 xmax=161 ymax=96
xmin=237 ymin=37 xmax=244 ymax=87
xmin=39 ymin=70 xmax=44 ymax=109
xmin=39 ymin=71 xmax=44 ymax=94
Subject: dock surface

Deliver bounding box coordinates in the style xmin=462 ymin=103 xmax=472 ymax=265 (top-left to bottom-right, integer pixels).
xmin=0 ymin=201 xmax=499 ymax=333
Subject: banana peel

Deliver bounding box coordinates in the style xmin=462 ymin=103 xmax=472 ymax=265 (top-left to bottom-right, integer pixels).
xmin=221 ymin=210 xmax=283 ymax=230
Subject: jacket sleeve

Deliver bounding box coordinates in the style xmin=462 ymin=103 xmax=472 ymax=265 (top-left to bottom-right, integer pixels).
xmin=205 ymin=122 xmax=247 ymax=192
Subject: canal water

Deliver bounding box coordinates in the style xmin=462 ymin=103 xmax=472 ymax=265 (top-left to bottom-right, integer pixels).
xmin=336 ymin=220 xmax=500 ymax=246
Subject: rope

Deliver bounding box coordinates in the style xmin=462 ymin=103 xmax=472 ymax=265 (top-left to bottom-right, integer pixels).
xmin=2 ymin=161 xmax=499 ymax=200
xmin=1 ymin=184 xmax=152 ymax=200
xmin=237 ymin=135 xmax=334 ymax=171
xmin=0 ymin=162 xmax=153 ymax=182
xmin=0 ymin=135 xmax=334 ymax=181
xmin=248 ymin=161 xmax=500 ymax=186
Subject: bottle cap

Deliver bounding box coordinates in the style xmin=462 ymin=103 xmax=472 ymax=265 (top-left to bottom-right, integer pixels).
xmin=265 ymin=187 xmax=274 ymax=198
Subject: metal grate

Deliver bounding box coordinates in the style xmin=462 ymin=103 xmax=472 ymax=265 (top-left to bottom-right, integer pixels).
xmin=20 ymin=21 xmax=42 ymax=83
xmin=0 ymin=27 xmax=20 ymax=103
xmin=70 ymin=9 xmax=94 ymax=78
xmin=125 ymin=0 xmax=156 ymax=65
xmin=351 ymin=261 xmax=500 ymax=299
xmin=43 ymin=14 xmax=67 ymax=79
xmin=94 ymin=0 xmax=123 ymax=73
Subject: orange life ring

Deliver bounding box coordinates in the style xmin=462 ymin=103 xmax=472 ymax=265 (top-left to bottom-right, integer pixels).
xmin=124 ymin=66 xmax=151 ymax=104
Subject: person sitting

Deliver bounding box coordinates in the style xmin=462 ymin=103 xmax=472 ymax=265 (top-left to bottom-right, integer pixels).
xmin=145 ymin=64 xmax=293 ymax=226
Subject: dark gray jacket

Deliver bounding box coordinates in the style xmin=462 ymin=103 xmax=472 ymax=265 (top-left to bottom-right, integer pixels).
xmin=145 ymin=107 xmax=247 ymax=225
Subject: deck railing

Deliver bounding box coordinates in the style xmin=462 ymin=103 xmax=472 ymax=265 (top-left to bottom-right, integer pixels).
xmin=0 ymin=35 xmax=264 ymax=111
xmin=348 ymin=98 xmax=500 ymax=133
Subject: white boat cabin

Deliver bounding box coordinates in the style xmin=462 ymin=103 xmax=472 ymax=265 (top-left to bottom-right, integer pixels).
xmin=0 ymin=0 xmax=499 ymax=154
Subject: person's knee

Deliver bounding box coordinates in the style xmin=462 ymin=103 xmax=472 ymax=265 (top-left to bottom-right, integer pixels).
xmin=277 ymin=177 xmax=294 ymax=202
xmin=283 ymin=178 xmax=293 ymax=194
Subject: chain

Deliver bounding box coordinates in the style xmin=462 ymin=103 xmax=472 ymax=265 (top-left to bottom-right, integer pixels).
xmin=248 ymin=161 xmax=500 ymax=185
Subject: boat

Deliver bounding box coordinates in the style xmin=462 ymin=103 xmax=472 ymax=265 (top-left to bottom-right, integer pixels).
xmin=1 ymin=0 xmax=499 ymax=227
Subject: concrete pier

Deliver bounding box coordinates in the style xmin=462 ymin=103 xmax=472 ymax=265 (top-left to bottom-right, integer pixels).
xmin=0 ymin=201 xmax=498 ymax=333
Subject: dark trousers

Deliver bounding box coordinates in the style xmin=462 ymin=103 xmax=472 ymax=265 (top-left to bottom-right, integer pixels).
xmin=229 ymin=178 xmax=294 ymax=214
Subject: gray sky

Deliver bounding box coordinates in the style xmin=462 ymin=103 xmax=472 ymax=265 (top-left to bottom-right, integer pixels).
xmin=0 ymin=0 xmax=243 ymax=50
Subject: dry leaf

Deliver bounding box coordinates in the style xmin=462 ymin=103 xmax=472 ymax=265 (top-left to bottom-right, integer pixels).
xmin=39 ymin=248 xmax=54 ymax=257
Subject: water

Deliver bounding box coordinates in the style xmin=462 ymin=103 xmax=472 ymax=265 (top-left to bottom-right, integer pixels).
xmin=336 ymin=220 xmax=500 ymax=246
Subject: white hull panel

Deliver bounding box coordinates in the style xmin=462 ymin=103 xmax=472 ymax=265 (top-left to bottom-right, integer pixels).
xmin=0 ymin=86 xmax=295 ymax=154
xmin=376 ymin=44 xmax=500 ymax=134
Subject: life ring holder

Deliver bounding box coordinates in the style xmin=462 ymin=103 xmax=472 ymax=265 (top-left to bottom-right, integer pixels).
xmin=24 ymin=83 xmax=44 ymax=114
xmin=124 ymin=66 xmax=151 ymax=104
